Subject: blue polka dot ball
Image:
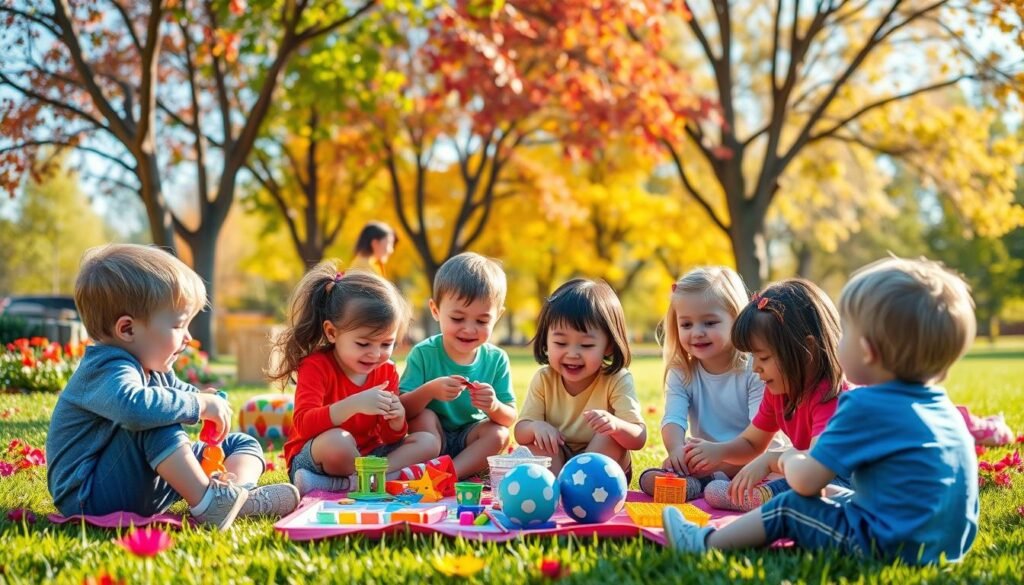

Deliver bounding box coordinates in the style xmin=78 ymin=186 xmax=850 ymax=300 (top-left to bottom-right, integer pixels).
xmin=557 ymin=453 xmax=627 ymax=524
xmin=498 ymin=463 xmax=559 ymax=527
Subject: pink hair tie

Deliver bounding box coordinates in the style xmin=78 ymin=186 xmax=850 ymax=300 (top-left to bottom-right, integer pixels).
xmin=325 ymin=271 xmax=345 ymax=293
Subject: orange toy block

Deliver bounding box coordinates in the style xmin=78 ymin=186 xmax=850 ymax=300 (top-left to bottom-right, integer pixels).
xmin=654 ymin=476 xmax=687 ymax=504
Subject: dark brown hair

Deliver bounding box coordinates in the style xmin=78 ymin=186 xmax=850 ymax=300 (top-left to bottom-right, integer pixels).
xmin=532 ymin=278 xmax=631 ymax=375
xmin=353 ymin=221 xmax=396 ymax=256
xmin=269 ymin=264 xmax=410 ymax=384
xmin=732 ymin=279 xmax=843 ymax=418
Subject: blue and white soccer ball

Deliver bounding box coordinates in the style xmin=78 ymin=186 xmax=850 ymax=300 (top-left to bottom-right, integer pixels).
xmin=557 ymin=453 xmax=628 ymax=524
xmin=498 ymin=463 xmax=559 ymax=527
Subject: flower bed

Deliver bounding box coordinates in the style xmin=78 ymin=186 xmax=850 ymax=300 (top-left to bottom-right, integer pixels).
xmin=0 ymin=337 xmax=85 ymax=393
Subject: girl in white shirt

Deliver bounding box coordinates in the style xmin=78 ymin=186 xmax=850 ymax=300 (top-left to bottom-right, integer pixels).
xmin=639 ymin=267 xmax=764 ymax=500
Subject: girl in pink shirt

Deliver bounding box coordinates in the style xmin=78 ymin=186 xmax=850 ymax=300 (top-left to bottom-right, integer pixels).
xmin=684 ymin=279 xmax=849 ymax=511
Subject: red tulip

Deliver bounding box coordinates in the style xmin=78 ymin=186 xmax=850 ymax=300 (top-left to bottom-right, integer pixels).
xmin=539 ymin=559 xmax=570 ymax=580
xmin=83 ymin=572 xmax=124 ymax=585
xmin=115 ymin=527 xmax=173 ymax=557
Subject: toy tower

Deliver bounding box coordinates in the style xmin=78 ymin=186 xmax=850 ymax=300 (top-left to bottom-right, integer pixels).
xmin=349 ymin=456 xmax=390 ymax=501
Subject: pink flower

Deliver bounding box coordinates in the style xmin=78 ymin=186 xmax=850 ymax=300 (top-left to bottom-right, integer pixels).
xmin=19 ymin=448 xmax=45 ymax=469
xmin=539 ymin=559 xmax=570 ymax=580
xmin=7 ymin=508 xmax=36 ymax=523
xmin=979 ymin=461 xmax=994 ymax=472
xmin=0 ymin=461 xmax=14 ymax=477
xmin=265 ymin=461 xmax=276 ymax=472
xmin=1017 ymin=505 xmax=1024 ymax=517
xmin=975 ymin=444 xmax=986 ymax=456
xmin=115 ymin=527 xmax=173 ymax=557
xmin=994 ymin=471 xmax=1013 ymax=488
xmin=1016 ymin=434 xmax=1024 ymax=444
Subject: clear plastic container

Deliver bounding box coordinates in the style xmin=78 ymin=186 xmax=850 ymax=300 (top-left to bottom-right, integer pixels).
xmin=487 ymin=446 xmax=551 ymax=507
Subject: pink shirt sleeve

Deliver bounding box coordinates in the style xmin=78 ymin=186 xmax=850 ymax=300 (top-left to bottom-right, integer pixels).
xmin=750 ymin=390 xmax=781 ymax=433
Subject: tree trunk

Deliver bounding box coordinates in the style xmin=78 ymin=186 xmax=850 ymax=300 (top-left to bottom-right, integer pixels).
xmin=727 ymin=202 xmax=768 ymax=291
xmin=184 ymin=227 xmax=219 ymax=359
xmin=138 ymin=155 xmax=177 ymax=252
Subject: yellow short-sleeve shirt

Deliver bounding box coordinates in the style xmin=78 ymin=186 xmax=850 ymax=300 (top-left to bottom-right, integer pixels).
xmin=518 ymin=366 xmax=644 ymax=450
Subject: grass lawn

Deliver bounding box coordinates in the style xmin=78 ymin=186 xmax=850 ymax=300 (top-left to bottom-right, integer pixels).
xmin=1 ymin=340 xmax=1022 ymax=583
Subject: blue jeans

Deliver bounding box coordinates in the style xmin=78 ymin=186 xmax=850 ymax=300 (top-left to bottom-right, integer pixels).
xmin=761 ymin=490 xmax=870 ymax=556
xmin=63 ymin=425 xmax=263 ymax=517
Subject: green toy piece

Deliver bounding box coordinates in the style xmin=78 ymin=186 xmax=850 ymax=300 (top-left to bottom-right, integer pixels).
xmin=348 ymin=456 xmax=392 ymax=501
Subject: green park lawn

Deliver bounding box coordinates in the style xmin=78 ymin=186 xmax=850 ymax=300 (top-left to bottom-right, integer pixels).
xmin=1 ymin=340 xmax=1022 ymax=584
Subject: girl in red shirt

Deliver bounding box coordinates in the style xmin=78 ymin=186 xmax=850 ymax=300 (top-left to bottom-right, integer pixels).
xmin=273 ymin=266 xmax=440 ymax=495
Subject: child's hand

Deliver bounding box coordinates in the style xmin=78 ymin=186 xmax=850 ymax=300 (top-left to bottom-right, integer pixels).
xmin=728 ymin=456 xmax=770 ymax=504
xmin=345 ymin=383 xmax=394 ymax=416
xmin=664 ymin=445 xmax=688 ymax=475
xmin=383 ymin=393 xmax=405 ymax=424
xmin=197 ymin=393 xmax=232 ymax=443
xmin=429 ymin=376 xmax=466 ymax=402
xmin=683 ymin=437 xmax=726 ymax=475
xmin=531 ymin=422 xmax=564 ymax=454
xmin=583 ymin=409 xmax=619 ymax=435
xmin=468 ymin=382 xmax=499 ymax=413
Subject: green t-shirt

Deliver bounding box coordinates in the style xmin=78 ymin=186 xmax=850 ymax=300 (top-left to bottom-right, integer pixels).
xmin=399 ymin=334 xmax=515 ymax=430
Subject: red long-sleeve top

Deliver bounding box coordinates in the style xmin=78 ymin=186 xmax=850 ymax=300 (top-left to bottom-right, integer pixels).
xmin=284 ymin=350 xmax=407 ymax=467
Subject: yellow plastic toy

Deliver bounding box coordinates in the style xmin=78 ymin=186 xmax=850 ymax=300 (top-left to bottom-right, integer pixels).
xmin=625 ymin=502 xmax=711 ymax=528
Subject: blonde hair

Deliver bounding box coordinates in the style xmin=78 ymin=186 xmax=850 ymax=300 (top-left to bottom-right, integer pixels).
xmin=839 ymin=257 xmax=975 ymax=384
xmin=433 ymin=252 xmax=507 ymax=308
xmin=74 ymin=244 xmax=207 ymax=340
xmin=269 ymin=264 xmax=411 ymax=384
xmin=660 ymin=267 xmax=749 ymax=386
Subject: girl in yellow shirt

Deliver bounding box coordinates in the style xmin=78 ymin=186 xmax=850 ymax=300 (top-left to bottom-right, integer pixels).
xmin=514 ymin=279 xmax=647 ymax=480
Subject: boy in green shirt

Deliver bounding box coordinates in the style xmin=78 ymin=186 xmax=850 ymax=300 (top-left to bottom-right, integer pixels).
xmin=399 ymin=253 xmax=517 ymax=479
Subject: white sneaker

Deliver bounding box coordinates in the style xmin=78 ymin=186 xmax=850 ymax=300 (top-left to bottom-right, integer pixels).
xmin=239 ymin=483 xmax=301 ymax=517
xmin=192 ymin=478 xmax=248 ymax=531
xmin=662 ymin=506 xmax=714 ymax=552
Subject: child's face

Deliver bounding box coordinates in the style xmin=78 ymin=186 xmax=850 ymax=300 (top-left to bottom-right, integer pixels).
xmin=546 ymin=323 xmax=610 ymax=393
xmin=748 ymin=337 xmax=786 ymax=395
xmin=131 ymin=308 xmax=194 ymax=374
xmin=672 ymin=293 xmax=735 ymax=372
xmin=327 ymin=323 xmax=398 ymax=380
xmin=430 ymin=295 xmax=503 ymax=359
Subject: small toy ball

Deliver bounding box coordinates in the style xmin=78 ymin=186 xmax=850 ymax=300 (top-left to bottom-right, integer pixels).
xmin=238 ymin=393 xmax=294 ymax=447
xmin=497 ymin=463 xmax=559 ymax=527
xmin=557 ymin=453 xmax=628 ymax=524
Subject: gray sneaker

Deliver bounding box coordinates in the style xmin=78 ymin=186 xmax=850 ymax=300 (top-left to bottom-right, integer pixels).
xmin=239 ymin=483 xmax=301 ymax=517
xmin=293 ymin=468 xmax=353 ymax=496
xmin=192 ymin=479 xmax=248 ymax=531
xmin=662 ymin=506 xmax=715 ymax=552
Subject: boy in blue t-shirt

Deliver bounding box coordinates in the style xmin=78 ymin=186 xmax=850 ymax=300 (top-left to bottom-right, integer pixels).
xmin=399 ymin=253 xmax=517 ymax=479
xmin=664 ymin=257 xmax=979 ymax=565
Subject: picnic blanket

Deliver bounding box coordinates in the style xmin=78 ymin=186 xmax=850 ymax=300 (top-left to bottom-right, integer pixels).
xmin=274 ymin=490 xmax=746 ymax=545
xmin=48 ymin=511 xmax=192 ymax=529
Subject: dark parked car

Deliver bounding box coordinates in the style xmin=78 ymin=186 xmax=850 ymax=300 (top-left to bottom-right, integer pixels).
xmin=0 ymin=295 xmax=85 ymax=344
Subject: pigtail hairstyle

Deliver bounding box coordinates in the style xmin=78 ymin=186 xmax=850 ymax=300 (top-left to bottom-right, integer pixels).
xmin=269 ymin=263 xmax=410 ymax=384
